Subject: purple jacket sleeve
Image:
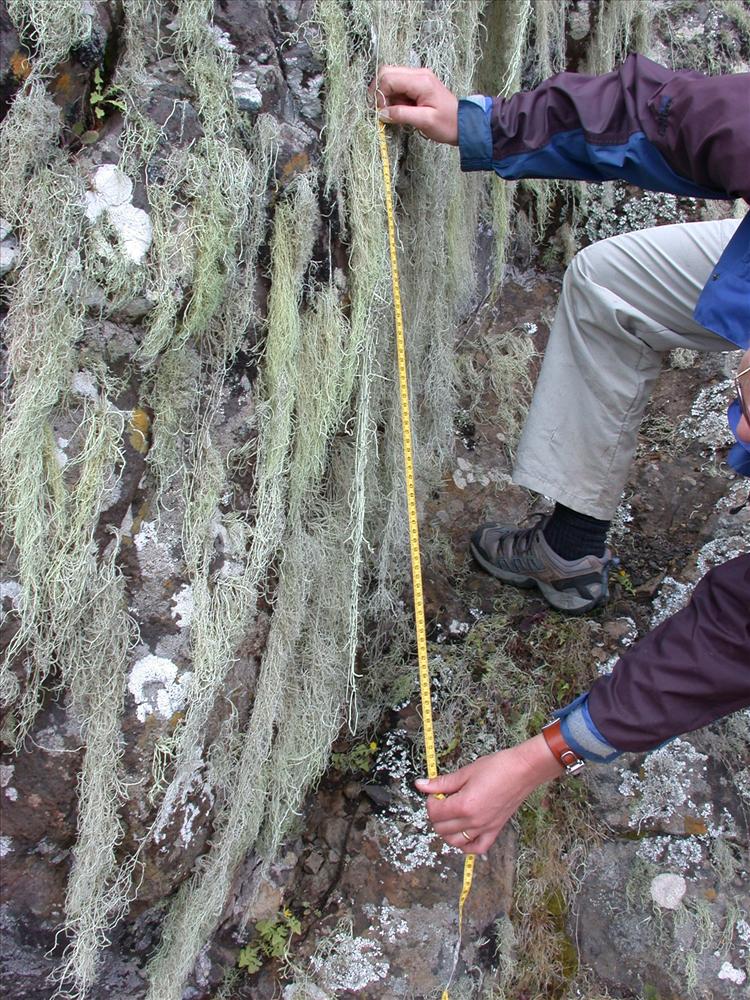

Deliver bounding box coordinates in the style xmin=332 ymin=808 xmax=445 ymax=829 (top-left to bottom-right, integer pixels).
xmin=458 ymin=53 xmax=750 ymax=201
xmin=586 ymin=554 xmax=750 ymax=753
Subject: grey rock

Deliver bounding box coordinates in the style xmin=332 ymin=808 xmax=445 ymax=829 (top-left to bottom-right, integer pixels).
xmin=0 ymin=3 xmax=21 ymax=109
xmin=568 ymin=2 xmax=592 ymax=41
xmin=145 ymin=88 xmax=204 ymax=149
xmin=574 ymin=840 xmax=748 ymax=999
xmin=279 ymin=51 xmax=324 ymax=122
xmin=233 ymin=72 xmax=263 ymax=113
xmin=276 ymin=120 xmax=319 ymax=182
xmin=0 ymin=236 xmax=19 ymax=277
xmin=305 ymin=850 xmax=326 ymax=874
xmin=0 ymin=907 xmax=59 ymax=1000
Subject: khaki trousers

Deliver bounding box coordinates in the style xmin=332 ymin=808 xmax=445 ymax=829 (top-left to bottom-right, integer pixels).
xmin=512 ymin=218 xmax=741 ymax=520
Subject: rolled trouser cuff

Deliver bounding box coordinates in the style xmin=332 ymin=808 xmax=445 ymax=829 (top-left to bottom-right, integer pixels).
xmin=554 ymin=693 xmax=621 ymax=763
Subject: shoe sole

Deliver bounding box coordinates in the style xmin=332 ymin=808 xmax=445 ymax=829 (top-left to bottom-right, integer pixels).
xmin=470 ymin=540 xmax=608 ymax=615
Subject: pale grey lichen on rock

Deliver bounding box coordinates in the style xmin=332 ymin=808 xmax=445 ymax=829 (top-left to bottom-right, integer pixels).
xmin=310 ymin=929 xmax=389 ymax=994
xmin=85 ymin=164 xmax=152 ymax=263
xmin=127 ymin=654 xmax=192 ymax=724
xmin=619 ymin=738 xmax=709 ymax=828
xmin=649 ymin=872 xmax=687 ymax=909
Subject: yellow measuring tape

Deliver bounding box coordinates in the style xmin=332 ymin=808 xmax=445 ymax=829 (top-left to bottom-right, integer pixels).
xmin=377 ymin=119 xmax=475 ymax=1000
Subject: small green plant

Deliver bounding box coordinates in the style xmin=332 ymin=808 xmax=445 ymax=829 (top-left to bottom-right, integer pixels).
xmin=89 ymin=66 xmax=127 ymax=120
xmin=614 ymin=566 xmax=636 ymax=596
xmin=237 ymin=908 xmax=302 ymax=975
xmin=73 ymin=66 xmax=127 ymax=144
xmin=330 ymin=740 xmax=378 ymax=774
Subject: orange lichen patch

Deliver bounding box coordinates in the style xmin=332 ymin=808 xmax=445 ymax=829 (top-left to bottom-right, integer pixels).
xmin=10 ymin=50 xmax=32 ymax=81
xmin=683 ymin=816 xmax=708 ymax=836
xmin=130 ymin=499 xmax=150 ymax=537
xmin=281 ymin=150 xmax=310 ymax=180
xmin=703 ymin=888 xmax=718 ymax=901
xmin=53 ymin=69 xmax=77 ymax=99
xmin=129 ymin=408 xmax=151 ymax=454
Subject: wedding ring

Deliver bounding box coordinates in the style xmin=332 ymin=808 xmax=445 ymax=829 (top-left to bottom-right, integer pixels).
xmin=461 ymin=830 xmax=471 ymax=842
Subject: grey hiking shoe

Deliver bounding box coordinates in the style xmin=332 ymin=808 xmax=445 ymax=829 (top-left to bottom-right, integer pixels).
xmin=470 ymin=517 xmax=614 ymax=614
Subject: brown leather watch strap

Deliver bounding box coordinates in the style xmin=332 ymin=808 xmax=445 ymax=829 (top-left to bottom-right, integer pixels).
xmin=542 ymin=718 xmax=585 ymax=774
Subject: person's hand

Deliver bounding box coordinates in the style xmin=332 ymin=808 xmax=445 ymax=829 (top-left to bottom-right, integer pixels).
xmin=415 ymin=734 xmax=564 ymax=854
xmin=370 ymin=66 xmax=459 ymax=146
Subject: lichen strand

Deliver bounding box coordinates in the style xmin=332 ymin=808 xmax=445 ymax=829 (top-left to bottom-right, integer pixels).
xmin=586 ymin=0 xmax=652 ymax=75
xmin=144 ymin=174 xmax=322 ymax=999
xmin=0 ymin=15 xmax=135 ymax=1000
xmin=6 ymin=0 xmax=95 ymax=70
xmin=52 ymin=557 xmax=134 ymax=999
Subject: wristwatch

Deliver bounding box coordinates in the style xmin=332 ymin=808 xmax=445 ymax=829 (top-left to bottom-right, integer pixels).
xmin=542 ymin=718 xmax=586 ymax=775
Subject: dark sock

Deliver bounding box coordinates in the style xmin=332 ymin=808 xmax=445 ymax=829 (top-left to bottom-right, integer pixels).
xmin=542 ymin=503 xmax=610 ymax=561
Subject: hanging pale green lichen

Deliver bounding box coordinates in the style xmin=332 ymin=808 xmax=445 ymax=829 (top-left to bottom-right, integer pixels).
xmin=6 ymin=0 xmax=95 ymax=70
xmin=311 ymin=0 xmax=407 ymax=673
xmin=0 ymin=159 xmax=115 ymax=740
xmin=145 ymin=172 xmax=322 ymax=999
xmin=1 ymin=15 xmax=135 ymax=1000
xmin=399 ymin=0 xmax=485 ymax=469
xmin=145 ymin=2 xmax=492 ymax=994
xmin=134 ymin=0 xmax=282 ymax=848
xmin=529 ymin=0 xmax=567 ymax=82
xmin=0 ymin=176 xmax=133 ymax=1000
xmin=477 ymin=0 xmax=531 ymax=287
xmin=0 ymin=80 xmax=62 ymax=226
xmin=586 ymin=0 xmax=652 ymax=75
xmin=53 ymin=546 xmax=134 ymax=999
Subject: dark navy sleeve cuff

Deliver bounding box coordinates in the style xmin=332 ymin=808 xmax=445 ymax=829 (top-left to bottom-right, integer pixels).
xmin=457 ymin=95 xmax=494 ymax=172
xmin=554 ymin=692 xmax=621 ymax=763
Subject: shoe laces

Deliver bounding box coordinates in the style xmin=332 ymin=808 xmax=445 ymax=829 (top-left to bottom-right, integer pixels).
xmin=503 ymin=514 xmax=548 ymax=558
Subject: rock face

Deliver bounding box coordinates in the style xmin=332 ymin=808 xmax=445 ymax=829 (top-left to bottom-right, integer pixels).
xmin=1 ymin=3 xmax=749 ymax=1000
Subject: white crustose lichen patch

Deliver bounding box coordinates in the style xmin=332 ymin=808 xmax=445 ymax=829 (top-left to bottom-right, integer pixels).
xmin=170 ymin=584 xmax=194 ymax=630
xmin=650 ymin=576 xmax=695 ymax=628
xmin=637 ymin=834 xmax=705 ymax=872
xmin=133 ymin=520 xmax=178 ymax=575
xmin=373 ymin=730 xmax=453 ymax=876
xmin=717 ymin=961 xmax=746 ymax=985
xmin=452 ymin=455 xmax=512 ymax=491
xmin=0 ymin=580 xmax=21 ymax=606
xmin=152 ymin=760 xmax=213 ymax=848
xmin=362 ymin=902 xmax=410 ymax=945
xmin=71 ymin=370 xmax=99 ymax=400
xmin=619 ymin=738 xmax=708 ymax=827
xmin=85 ymin=164 xmax=152 ymax=263
xmin=649 ymin=872 xmax=687 ymax=909
xmin=676 ymin=379 xmax=736 ymax=449
xmin=651 ymin=535 xmax=748 ymax=628
xmin=128 ymin=655 xmax=192 ymax=723
xmin=310 ymin=930 xmax=389 ymax=993
xmin=0 ymin=764 xmax=17 ymax=802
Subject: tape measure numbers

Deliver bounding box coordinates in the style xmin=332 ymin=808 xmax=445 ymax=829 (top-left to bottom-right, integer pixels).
xmin=377 ymin=119 xmax=475 ymax=1000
